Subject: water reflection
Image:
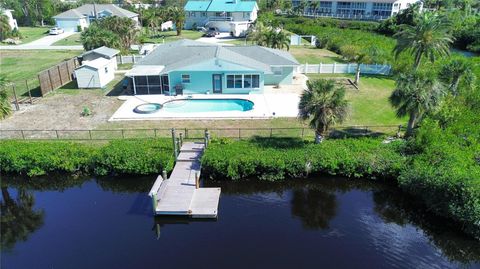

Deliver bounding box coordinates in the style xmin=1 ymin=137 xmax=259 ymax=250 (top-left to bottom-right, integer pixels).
xmin=1 ymin=187 xmax=44 ymax=251
xmin=1 ymin=176 xmax=479 ymax=268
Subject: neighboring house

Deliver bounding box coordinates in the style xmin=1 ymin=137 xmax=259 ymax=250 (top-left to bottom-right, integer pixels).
xmin=53 ymin=4 xmax=139 ymax=32
xmin=75 ymin=46 xmax=120 ymax=88
xmin=184 ymin=0 xmax=259 ymax=32
xmin=125 ymin=40 xmax=299 ymax=95
xmin=292 ymin=0 xmax=421 ymax=20
xmin=1 ymin=9 xmax=18 ymax=30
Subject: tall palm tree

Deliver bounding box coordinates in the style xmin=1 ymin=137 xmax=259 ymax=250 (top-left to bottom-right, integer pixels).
xmin=340 ymin=45 xmax=378 ymax=85
xmin=298 ymin=79 xmax=349 ymax=143
xmin=265 ymin=29 xmax=290 ymax=50
xmin=393 ymin=12 xmax=454 ymax=70
xmin=168 ymin=6 xmax=185 ymax=36
xmin=439 ymin=57 xmax=475 ymax=96
xmin=389 ymin=71 xmax=445 ymax=136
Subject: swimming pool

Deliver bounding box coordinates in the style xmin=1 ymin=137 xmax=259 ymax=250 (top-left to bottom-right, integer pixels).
xmin=161 ymin=98 xmax=254 ymax=113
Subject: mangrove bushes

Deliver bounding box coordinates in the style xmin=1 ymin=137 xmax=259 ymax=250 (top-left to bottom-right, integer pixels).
xmin=0 ymin=139 xmax=174 ymax=177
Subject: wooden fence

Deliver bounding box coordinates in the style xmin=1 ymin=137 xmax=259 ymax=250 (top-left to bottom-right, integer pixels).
xmin=38 ymin=57 xmax=80 ymax=96
xmin=0 ymin=126 xmax=404 ymax=140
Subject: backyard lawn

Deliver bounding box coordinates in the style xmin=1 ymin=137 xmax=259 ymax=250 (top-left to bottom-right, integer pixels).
xmin=308 ymin=74 xmax=404 ymax=126
xmin=0 ymin=50 xmax=81 ymax=96
xmin=142 ymin=30 xmax=204 ymax=43
xmin=53 ymin=33 xmax=82 ymax=46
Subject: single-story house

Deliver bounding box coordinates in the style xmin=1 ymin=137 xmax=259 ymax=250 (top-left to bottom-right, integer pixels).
xmin=184 ymin=0 xmax=258 ymax=32
xmin=126 ymin=39 xmax=299 ymax=95
xmin=75 ymin=46 xmax=120 ymax=88
xmin=52 ymin=4 xmax=139 ymax=32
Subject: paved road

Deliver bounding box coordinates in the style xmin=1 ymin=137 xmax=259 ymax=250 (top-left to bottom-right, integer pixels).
xmin=0 ymin=32 xmax=84 ymax=50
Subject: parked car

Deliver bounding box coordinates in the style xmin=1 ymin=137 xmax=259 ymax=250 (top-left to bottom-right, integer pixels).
xmin=203 ymin=27 xmax=220 ymax=37
xmin=49 ymin=27 xmax=64 ymax=35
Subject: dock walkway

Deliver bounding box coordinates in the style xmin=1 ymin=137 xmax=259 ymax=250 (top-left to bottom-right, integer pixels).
xmin=148 ymin=142 xmax=221 ymax=218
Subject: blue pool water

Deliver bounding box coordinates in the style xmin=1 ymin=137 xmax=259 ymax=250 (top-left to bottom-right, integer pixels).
xmin=162 ymin=98 xmax=254 ymax=113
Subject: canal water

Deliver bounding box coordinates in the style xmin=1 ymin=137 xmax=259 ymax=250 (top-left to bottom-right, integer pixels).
xmin=1 ymin=176 xmax=479 ymax=269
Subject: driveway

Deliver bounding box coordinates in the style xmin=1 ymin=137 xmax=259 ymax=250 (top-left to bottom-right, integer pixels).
xmin=0 ymin=32 xmax=84 ymax=50
xmin=195 ymin=32 xmax=238 ymax=45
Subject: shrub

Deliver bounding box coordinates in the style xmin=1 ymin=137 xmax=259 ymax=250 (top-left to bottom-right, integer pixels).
xmin=0 ymin=139 xmax=174 ymax=177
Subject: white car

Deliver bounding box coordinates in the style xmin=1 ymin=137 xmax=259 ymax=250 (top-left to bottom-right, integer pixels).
xmin=49 ymin=27 xmax=64 ymax=35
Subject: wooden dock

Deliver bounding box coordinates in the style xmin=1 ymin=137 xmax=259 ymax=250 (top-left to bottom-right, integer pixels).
xmin=148 ymin=142 xmax=221 ymax=218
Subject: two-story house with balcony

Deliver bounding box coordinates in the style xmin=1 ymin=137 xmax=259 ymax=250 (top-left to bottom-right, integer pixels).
xmin=184 ymin=0 xmax=259 ymax=33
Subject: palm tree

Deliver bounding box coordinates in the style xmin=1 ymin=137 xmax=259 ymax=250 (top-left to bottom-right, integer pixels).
xmin=80 ymin=24 xmax=121 ymax=51
xmin=0 ymin=14 xmax=11 ymax=41
xmin=309 ymin=0 xmax=320 ymax=14
xmin=439 ymin=57 xmax=475 ymax=96
xmin=168 ymin=6 xmax=185 ymax=36
xmin=298 ymin=79 xmax=349 ymax=143
xmin=0 ymin=76 xmax=12 ymax=119
xmin=265 ymin=29 xmax=290 ymax=50
xmin=393 ymin=12 xmax=454 ymax=70
xmin=389 ymin=71 xmax=445 ymax=136
xmin=246 ymin=22 xmax=268 ymax=46
xmin=340 ymin=45 xmax=377 ymax=85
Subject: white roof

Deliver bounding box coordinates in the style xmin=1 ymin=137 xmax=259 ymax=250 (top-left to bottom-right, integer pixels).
xmin=78 ymin=58 xmax=111 ymax=70
xmin=126 ymin=65 xmax=165 ymax=76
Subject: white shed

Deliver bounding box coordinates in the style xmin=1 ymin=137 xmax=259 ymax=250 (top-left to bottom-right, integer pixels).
xmin=75 ymin=58 xmax=115 ymax=88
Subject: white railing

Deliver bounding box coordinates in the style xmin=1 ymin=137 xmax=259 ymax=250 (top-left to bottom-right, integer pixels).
xmin=297 ymin=63 xmax=392 ymax=75
xmin=208 ymin=16 xmax=233 ymax=21
xmin=285 ymin=11 xmax=389 ymax=21
xmin=117 ymin=55 xmax=145 ymax=64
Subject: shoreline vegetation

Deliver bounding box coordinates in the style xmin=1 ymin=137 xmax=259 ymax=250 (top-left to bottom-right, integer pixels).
xmin=1 ymin=137 xmax=478 ymax=240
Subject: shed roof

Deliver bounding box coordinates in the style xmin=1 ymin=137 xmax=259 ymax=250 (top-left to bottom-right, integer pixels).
xmin=82 ymin=46 xmax=120 ymax=59
xmin=77 ymin=58 xmax=111 ymax=71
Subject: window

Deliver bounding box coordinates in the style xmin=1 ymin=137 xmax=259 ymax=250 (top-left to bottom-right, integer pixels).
xmin=104 ymin=67 xmax=108 ymax=74
xmin=181 ymin=74 xmax=190 ymax=83
xmin=201 ymin=12 xmax=207 ymax=17
xmin=226 ymin=74 xmax=260 ymax=89
xmin=243 ymin=12 xmax=250 ymax=18
xmin=272 ymin=67 xmax=283 ymax=76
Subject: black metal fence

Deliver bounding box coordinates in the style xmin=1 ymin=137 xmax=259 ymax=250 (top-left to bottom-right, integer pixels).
xmin=0 ymin=125 xmax=403 ymax=140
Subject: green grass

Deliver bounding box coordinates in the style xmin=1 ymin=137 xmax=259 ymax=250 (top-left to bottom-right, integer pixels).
xmin=308 ymin=74 xmax=405 ymax=126
xmin=0 ymin=27 xmax=50 ymax=45
xmin=52 ymin=33 xmax=82 ymax=46
xmin=0 ymin=50 xmax=81 ymax=96
xmin=142 ymin=30 xmax=203 ymax=43
xmin=290 ymin=46 xmax=345 ymax=64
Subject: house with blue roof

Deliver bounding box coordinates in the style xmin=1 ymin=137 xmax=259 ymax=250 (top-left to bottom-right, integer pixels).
xmin=125 ymin=40 xmax=299 ymax=95
xmin=184 ymin=0 xmax=259 ymax=32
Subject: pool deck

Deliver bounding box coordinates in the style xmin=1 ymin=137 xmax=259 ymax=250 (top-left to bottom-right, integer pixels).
xmin=148 ymin=142 xmax=221 ymax=218
xmin=109 ymin=93 xmax=300 ymax=120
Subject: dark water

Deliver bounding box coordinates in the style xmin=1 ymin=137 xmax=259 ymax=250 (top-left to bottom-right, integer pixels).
xmin=1 ymin=176 xmax=480 ymax=269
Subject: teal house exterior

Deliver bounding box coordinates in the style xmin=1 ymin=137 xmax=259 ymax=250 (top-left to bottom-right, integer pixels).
xmin=184 ymin=0 xmax=259 ymax=32
xmin=126 ymin=40 xmax=299 ymax=95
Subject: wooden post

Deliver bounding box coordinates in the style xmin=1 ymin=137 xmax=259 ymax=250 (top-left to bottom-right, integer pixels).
xmin=57 ymin=65 xmax=63 ymax=85
xmin=238 ymin=128 xmax=241 ymax=140
xmin=154 ymin=128 xmax=157 ymax=138
xmin=21 ymin=130 xmax=25 ymax=139
xmin=121 ymin=129 xmax=125 ymax=139
xmin=12 ymin=84 xmax=19 ymax=111
xmin=162 ymin=170 xmax=168 ymax=181
xmin=204 ymin=129 xmax=209 ymax=148
xmin=47 ymin=69 xmax=54 ymax=92
xmin=195 ymin=172 xmax=199 ymax=189
xmin=179 ymin=133 xmax=183 ymax=147
xmin=152 ymin=193 xmax=158 ymax=214
xmin=89 ymin=130 xmax=92 ymax=140
xmin=55 ymin=130 xmax=59 ymax=139
xmin=171 ymin=128 xmax=177 ymax=158
xmin=25 ymin=80 xmax=33 ymax=104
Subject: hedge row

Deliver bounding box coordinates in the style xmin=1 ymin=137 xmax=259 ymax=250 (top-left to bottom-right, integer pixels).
xmin=0 ymin=139 xmax=174 ymax=177
xmin=201 ymin=137 xmax=479 ymax=240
